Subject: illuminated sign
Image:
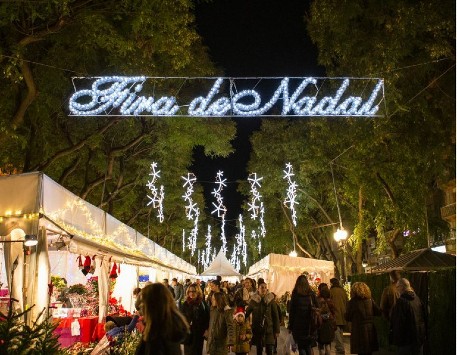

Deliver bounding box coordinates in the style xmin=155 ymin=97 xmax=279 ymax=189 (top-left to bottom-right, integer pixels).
xmin=69 ymin=77 xmax=384 ymax=117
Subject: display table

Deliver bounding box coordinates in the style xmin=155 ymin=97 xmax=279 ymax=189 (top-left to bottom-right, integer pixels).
xmin=54 ymin=316 xmax=100 ymax=347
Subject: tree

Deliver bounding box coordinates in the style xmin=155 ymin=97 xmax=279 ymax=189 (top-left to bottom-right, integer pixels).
xmin=0 ymin=0 xmax=236 ymax=258
xmin=241 ymin=0 xmax=455 ymax=275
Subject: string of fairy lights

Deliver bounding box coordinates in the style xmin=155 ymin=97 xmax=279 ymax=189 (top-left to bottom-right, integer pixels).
xmin=146 ymin=162 xmax=299 ymax=269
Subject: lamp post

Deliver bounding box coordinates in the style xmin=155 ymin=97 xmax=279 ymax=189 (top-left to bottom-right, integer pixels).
xmin=330 ymin=163 xmax=349 ymax=282
xmin=333 ymin=227 xmax=348 ymax=281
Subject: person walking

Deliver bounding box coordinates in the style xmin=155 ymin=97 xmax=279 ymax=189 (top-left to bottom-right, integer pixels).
xmin=207 ymin=291 xmax=235 ymax=355
xmin=288 ymin=275 xmax=318 ymax=355
xmin=317 ymin=286 xmax=336 ymax=355
xmin=162 ymin=278 xmax=175 ymax=298
xmin=172 ymin=278 xmax=184 ymax=307
xmin=234 ymin=278 xmax=255 ymax=309
xmin=135 ymin=283 xmax=189 ymax=355
xmin=390 ymin=278 xmax=427 ymax=355
xmin=380 ymin=270 xmax=401 ymax=321
xmin=329 ymin=277 xmax=348 ymax=355
xmin=180 ymin=284 xmax=210 ymax=355
xmin=345 ymin=282 xmax=381 ymax=355
xmin=232 ymin=307 xmax=253 ymax=355
xmin=246 ymin=280 xmax=280 ymax=355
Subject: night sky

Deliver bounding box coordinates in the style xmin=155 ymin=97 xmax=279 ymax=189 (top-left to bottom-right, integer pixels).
xmin=192 ymin=0 xmax=324 ymax=235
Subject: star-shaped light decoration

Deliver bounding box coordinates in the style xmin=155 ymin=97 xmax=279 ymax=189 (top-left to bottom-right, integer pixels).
xmin=283 ymin=162 xmax=298 ymax=226
xmin=146 ymin=162 xmax=165 ymax=222
xmin=211 ymin=170 xmax=228 ymax=254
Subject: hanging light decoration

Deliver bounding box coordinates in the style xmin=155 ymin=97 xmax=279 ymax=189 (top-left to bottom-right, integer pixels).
xmin=211 ymin=171 xmax=228 ymax=254
xmin=146 ymin=162 xmax=165 ymax=223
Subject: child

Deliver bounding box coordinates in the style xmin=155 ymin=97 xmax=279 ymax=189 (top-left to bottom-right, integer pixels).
xmin=232 ymin=307 xmax=252 ymax=355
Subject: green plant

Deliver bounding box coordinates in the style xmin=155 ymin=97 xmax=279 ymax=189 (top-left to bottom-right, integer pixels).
xmin=0 ymin=305 xmax=68 ymax=354
xmin=67 ymin=284 xmax=86 ymax=295
xmin=111 ymin=330 xmax=142 ymax=354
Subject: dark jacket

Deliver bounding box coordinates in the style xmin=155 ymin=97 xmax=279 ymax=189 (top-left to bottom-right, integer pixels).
xmin=173 ymin=283 xmax=184 ymax=304
xmin=233 ymin=319 xmax=253 ymax=353
xmin=390 ymin=291 xmax=426 ymax=349
xmin=207 ymin=306 xmax=235 ymax=355
xmin=288 ymin=291 xmax=318 ymax=347
xmin=380 ymin=283 xmax=399 ymax=320
xmin=317 ymin=297 xmax=336 ymax=344
xmin=107 ymin=315 xmax=139 ymax=338
xmin=180 ymin=298 xmax=210 ymax=355
xmin=246 ymin=292 xmax=280 ymax=346
xmin=135 ymin=311 xmax=188 ymax=355
xmin=345 ymin=297 xmax=381 ymax=354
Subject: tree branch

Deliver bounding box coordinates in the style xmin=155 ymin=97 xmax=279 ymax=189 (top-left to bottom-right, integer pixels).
xmin=80 ymin=133 xmax=148 ymax=199
xmin=278 ymin=198 xmax=314 ymax=258
xmin=376 ymin=172 xmax=396 ymax=204
xmin=31 ymin=119 xmax=120 ymax=171
xmin=11 ymin=61 xmax=37 ymax=129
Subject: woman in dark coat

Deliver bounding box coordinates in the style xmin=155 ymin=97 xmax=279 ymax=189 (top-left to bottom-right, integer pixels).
xmin=288 ymin=274 xmax=318 ymax=355
xmin=135 ymin=283 xmax=189 ymax=355
xmin=207 ymin=292 xmax=235 ymax=355
xmin=246 ymin=281 xmax=280 ymax=355
xmin=390 ymin=278 xmax=427 ymax=355
xmin=345 ymin=282 xmax=381 ymax=355
xmin=180 ymin=283 xmax=210 ymax=355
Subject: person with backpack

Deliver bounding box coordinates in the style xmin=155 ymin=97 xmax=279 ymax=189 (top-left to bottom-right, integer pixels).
xmin=317 ymin=285 xmax=336 ymax=355
xmin=288 ymin=274 xmax=319 ymax=355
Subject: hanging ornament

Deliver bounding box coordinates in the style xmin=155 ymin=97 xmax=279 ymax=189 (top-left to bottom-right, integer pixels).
xmin=110 ymin=262 xmax=118 ymax=279
xmin=82 ymin=256 xmax=91 ymax=275
xmin=77 ymin=255 xmax=83 ymax=270
xmin=89 ymin=255 xmax=96 ymax=274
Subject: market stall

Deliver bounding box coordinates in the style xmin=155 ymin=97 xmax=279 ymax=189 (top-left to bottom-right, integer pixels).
xmin=247 ymin=253 xmax=335 ymax=296
xmin=200 ymin=250 xmax=242 ymax=283
xmin=0 ymin=172 xmax=196 ymax=347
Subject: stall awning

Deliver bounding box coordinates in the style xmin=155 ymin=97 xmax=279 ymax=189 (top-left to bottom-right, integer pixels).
xmin=370 ymin=248 xmax=456 ymax=273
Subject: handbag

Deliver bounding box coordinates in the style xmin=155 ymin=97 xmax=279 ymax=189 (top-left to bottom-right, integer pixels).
xmin=309 ymin=294 xmax=322 ymax=334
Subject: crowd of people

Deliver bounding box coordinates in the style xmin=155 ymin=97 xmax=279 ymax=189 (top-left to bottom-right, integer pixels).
xmin=91 ymin=271 xmax=427 ymax=355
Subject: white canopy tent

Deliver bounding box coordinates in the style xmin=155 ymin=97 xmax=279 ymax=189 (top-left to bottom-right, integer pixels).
xmin=200 ymin=250 xmax=242 ymax=278
xmin=0 ymin=172 xmax=196 ymax=323
xmin=247 ymin=253 xmax=335 ymax=297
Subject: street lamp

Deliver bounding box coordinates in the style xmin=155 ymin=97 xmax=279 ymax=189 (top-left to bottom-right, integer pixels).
xmin=330 ymin=162 xmax=349 ymax=281
xmin=1 ymin=228 xmax=38 ymax=247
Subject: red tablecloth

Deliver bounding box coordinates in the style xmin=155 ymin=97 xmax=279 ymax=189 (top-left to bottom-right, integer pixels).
xmin=55 ymin=316 xmax=100 ymax=347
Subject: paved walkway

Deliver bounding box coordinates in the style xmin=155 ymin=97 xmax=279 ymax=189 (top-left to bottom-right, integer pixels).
xmin=202 ymin=327 xmax=395 ymax=355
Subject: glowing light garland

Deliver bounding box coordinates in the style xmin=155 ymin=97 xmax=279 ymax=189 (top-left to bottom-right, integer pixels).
xmin=283 ymin=163 xmax=298 ymax=226
xmin=211 ymin=171 xmax=228 ymax=254
xmin=69 ymin=77 xmax=384 ymax=117
xmin=230 ymin=215 xmax=247 ymax=272
xmin=247 ymin=173 xmax=263 ymax=220
xmin=146 ymin=162 xmax=164 ymax=223
xmin=201 ymin=225 xmax=213 ymax=270
xmin=181 ymin=173 xmax=199 ymax=256
xmin=247 ymin=173 xmax=266 ymax=254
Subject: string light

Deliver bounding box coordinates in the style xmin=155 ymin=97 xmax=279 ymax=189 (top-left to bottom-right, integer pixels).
xmin=211 ymin=171 xmax=228 ymax=254
xmin=283 ymin=163 xmax=298 ymax=226
xmin=146 ymin=162 xmax=165 ymax=223
xmin=247 ymin=173 xmax=263 ymax=219
xmin=180 ymin=172 xmax=199 ymax=256
xmin=69 ymin=76 xmax=384 ymax=117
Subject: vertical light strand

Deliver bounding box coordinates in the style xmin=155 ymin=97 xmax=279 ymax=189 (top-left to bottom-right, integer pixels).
xmin=146 ymin=162 xmax=165 ymax=222
xmin=283 ymin=163 xmax=298 ymax=226
xmin=211 ymin=171 xmax=228 ymax=254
